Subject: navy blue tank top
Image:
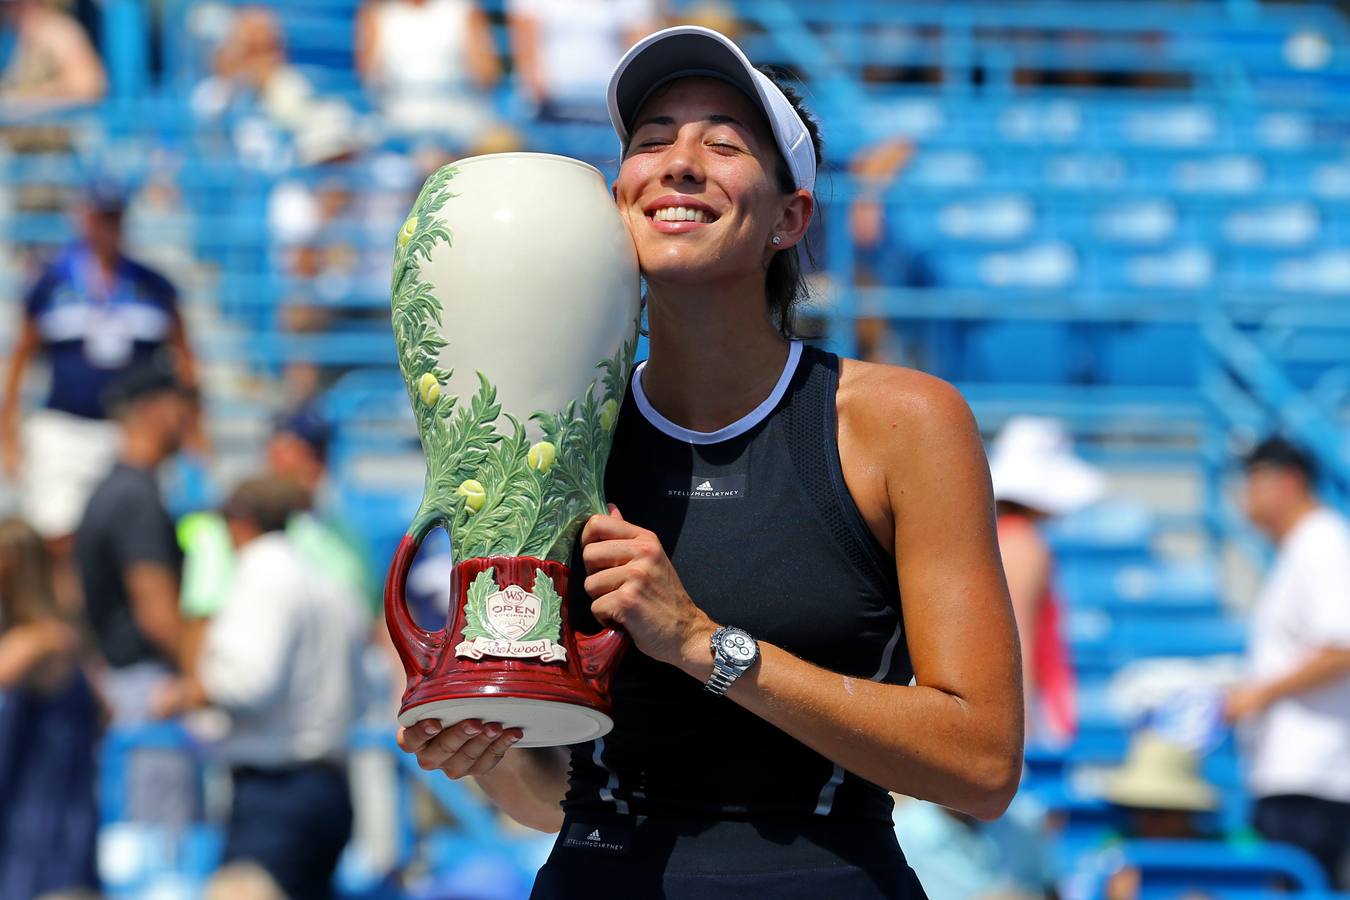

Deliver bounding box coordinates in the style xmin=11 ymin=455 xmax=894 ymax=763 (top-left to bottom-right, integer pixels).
xmin=565 ymin=342 xmax=911 ymax=824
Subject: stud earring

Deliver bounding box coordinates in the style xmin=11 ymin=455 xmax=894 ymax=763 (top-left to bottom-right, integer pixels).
xmin=771 ymin=234 xmax=783 ymax=246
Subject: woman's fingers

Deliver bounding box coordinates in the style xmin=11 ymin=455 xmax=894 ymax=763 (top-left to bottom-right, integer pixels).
xmin=414 ymin=720 xmax=483 ymax=771
xmin=581 ymin=538 xmax=639 ymax=574
xmin=397 ymin=719 xmax=525 ymax=778
xmin=465 ymin=728 xmax=524 ymax=777
xmin=439 ymin=723 xmax=522 ymax=778
xmin=396 ymin=718 xmax=447 ymax=754
xmin=583 ymin=566 xmax=629 ymax=599
xmin=433 ymin=727 xmax=499 ymax=777
xmin=581 ymin=511 xmax=639 ymax=546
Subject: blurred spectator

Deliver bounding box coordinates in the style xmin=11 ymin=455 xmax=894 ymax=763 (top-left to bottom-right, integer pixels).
xmin=846 ymin=137 xmax=936 ymax=363
xmin=121 ymin=151 xmax=199 ymax=281
xmin=1 ymin=0 xmax=106 ymax=234
xmin=178 ymin=407 xmax=377 ymax=651
xmin=891 ymin=796 xmax=1055 ymax=899
xmin=1 ymin=180 xmax=202 ymax=545
xmin=848 ymin=138 xmax=915 ymax=271
xmin=0 ymin=0 xmax=95 ymax=222
xmin=990 ymin=416 xmax=1105 ymax=747
xmin=506 ymin=0 xmax=659 ymax=123
xmin=0 ymin=517 xmax=100 ymax=898
xmin=191 ymin=7 xmax=311 ymax=130
xmin=292 ymin=98 xmax=366 ymax=169
xmin=266 ymin=118 xmax=371 ymax=290
xmin=1226 ymin=437 xmax=1350 ymax=889
xmin=1103 ymin=731 xmax=1219 ymax=841
xmin=73 ymin=361 xmax=198 ymax=826
xmin=177 ymin=408 xmax=396 ymax=880
xmin=266 ymin=139 xmax=388 ymax=408
xmin=1099 ymin=731 xmax=1221 ymax=900
xmin=160 ymin=475 xmax=368 ymax=900
xmin=191 ymin=6 xmax=361 ymax=171
xmin=0 ymin=0 xmax=105 ymax=116
xmin=355 ymin=0 xmax=500 ymax=144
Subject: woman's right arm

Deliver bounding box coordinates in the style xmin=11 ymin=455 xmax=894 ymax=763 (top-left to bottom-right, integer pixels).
xmin=396 ymin=719 xmax=567 ymax=833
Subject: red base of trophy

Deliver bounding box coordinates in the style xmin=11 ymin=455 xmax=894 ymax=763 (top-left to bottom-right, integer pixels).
xmin=385 ymin=540 xmax=627 ymax=748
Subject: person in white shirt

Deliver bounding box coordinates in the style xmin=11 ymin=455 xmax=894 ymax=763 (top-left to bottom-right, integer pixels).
xmin=507 ymin=0 xmax=659 ymax=122
xmin=162 ymin=475 xmax=369 ymax=900
xmin=354 ymin=0 xmax=500 ymax=143
xmin=1226 ymin=437 xmax=1350 ymax=889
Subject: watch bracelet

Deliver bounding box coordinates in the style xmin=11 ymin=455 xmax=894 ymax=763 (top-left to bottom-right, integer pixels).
xmin=704 ymin=661 xmax=738 ymax=695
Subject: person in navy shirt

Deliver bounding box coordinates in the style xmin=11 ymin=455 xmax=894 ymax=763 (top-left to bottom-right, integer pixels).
xmin=0 ymin=180 xmax=201 ymax=542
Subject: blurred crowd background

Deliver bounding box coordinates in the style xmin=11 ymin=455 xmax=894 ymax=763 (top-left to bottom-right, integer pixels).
xmin=2 ymin=0 xmax=1350 ymax=898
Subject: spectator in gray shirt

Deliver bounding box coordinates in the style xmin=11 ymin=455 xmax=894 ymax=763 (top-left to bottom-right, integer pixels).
xmin=158 ymin=475 xmax=368 ymax=900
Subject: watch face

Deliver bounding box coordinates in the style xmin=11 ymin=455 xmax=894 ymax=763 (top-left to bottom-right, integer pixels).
xmin=718 ymin=629 xmax=757 ymax=665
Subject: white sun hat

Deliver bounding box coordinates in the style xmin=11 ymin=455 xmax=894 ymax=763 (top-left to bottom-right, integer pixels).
xmin=607 ymin=25 xmax=816 ymax=194
xmin=1102 ymin=731 xmax=1219 ymax=813
xmin=988 ymin=416 xmax=1105 ymax=517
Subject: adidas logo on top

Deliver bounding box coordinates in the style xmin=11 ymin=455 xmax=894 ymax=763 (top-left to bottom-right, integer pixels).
xmin=695 ymin=480 xmax=714 ymax=491
xmin=586 ymin=829 xmax=602 ymax=841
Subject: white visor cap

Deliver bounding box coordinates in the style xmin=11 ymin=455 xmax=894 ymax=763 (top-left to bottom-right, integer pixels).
xmin=607 ymin=26 xmax=816 ymax=195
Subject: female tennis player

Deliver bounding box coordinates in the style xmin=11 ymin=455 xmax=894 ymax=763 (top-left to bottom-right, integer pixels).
xmin=397 ymin=26 xmax=1023 ymax=899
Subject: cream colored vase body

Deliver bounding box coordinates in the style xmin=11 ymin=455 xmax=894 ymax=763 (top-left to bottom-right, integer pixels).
xmin=385 ymin=153 xmax=640 ymax=747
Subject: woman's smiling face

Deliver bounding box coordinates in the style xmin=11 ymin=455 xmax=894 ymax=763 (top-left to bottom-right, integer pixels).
xmin=614 ymin=77 xmax=791 ymax=287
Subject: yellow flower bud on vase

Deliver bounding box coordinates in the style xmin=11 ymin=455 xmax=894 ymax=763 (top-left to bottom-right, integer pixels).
xmin=599 ymin=399 xmax=619 ymax=432
xmin=398 ymin=215 xmax=418 ymax=250
xmin=527 ymin=441 xmax=557 ymax=473
xmin=457 ymin=479 xmax=486 ymax=513
xmin=418 ymin=372 xmax=441 ymax=406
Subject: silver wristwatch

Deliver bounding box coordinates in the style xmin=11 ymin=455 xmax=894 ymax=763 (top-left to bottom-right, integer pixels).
xmin=705 ymin=626 xmax=760 ymax=696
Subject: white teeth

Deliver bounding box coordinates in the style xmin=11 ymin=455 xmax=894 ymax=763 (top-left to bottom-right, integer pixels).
xmin=653 ymin=206 xmax=710 ymax=223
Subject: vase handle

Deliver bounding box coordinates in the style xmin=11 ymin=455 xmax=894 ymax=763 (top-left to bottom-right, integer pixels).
xmin=575 ymin=626 xmax=629 ymax=696
xmin=384 ymin=518 xmax=445 ymax=678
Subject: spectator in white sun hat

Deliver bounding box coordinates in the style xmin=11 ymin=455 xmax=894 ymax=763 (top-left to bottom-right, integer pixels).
xmin=990 ymin=416 xmax=1105 ymax=747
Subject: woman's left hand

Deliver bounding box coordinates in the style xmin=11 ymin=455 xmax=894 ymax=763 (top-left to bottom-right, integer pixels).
xmin=580 ymin=505 xmax=716 ymax=671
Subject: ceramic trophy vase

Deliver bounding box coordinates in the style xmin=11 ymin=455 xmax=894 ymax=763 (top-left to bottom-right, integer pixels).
xmin=384 ymin=153 xmax=640 ymax=747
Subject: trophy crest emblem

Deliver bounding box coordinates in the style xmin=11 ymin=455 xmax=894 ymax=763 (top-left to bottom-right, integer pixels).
xmin=384 ymin=153 xmax=640 ymax=747
xmin=453 ymin=570 xmax=568 ymax=663
xmin=487 ymin=585 xmax=540 ymax=642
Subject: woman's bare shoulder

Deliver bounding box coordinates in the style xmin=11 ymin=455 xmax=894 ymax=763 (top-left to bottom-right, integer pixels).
xmin=836 ymin=357 xmax=978 ymax=453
